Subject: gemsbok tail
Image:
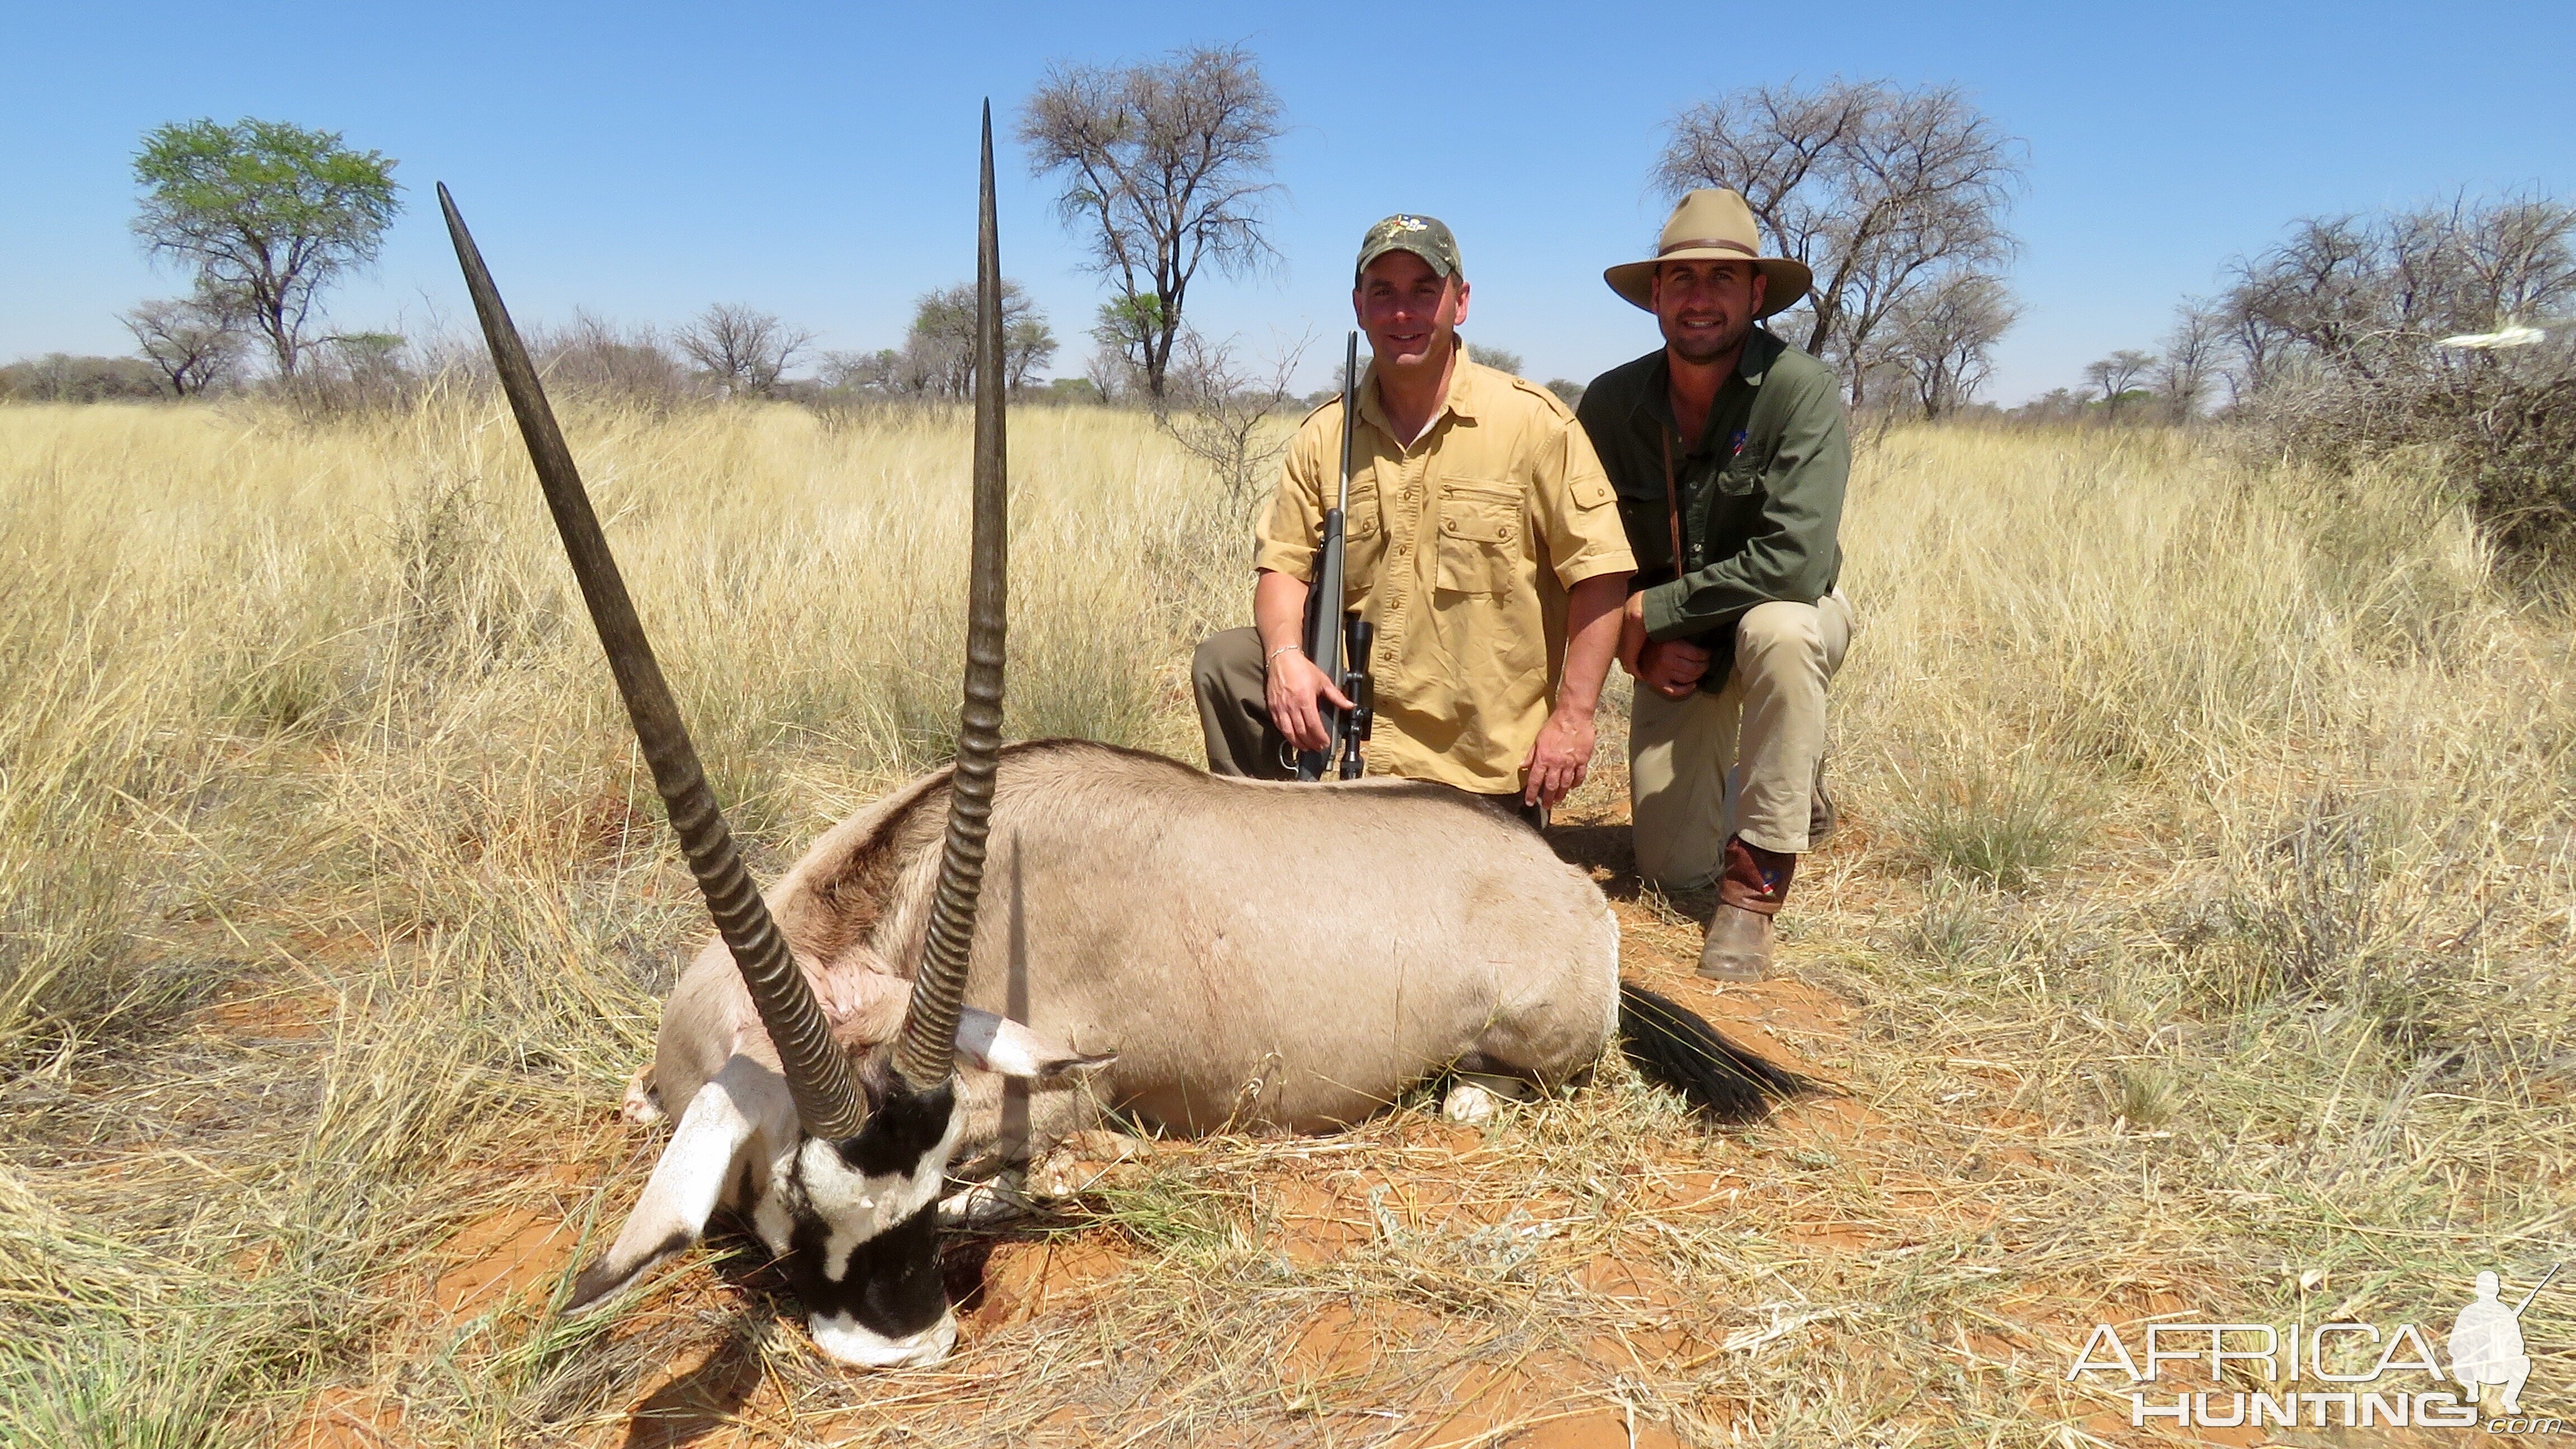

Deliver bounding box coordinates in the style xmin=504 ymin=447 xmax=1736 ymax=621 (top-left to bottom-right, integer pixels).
xmin=1616 ymin=980 xmax=1812 ymax=1123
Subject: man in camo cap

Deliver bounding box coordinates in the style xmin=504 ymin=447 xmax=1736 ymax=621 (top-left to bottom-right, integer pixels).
xmin=1191 ymin=214 xmax=1636 ymax=823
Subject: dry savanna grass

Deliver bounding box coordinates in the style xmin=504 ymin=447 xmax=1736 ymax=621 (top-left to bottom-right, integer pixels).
xmin=1 ymin=392 xmax=2569 ymax=1447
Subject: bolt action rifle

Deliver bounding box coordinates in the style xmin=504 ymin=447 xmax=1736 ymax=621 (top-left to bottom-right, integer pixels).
xmin=1296 ymin=330 xmax=1374 ymax=781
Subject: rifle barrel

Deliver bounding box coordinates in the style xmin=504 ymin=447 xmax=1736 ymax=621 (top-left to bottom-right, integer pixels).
xmin=1336 ymin=332 xmax=1358 ymax=514
xmin=2516 ymin=1262 xmax=2561 ymax=1315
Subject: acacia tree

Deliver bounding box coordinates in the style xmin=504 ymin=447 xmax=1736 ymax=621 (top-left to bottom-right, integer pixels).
xmin=819 ymin=348 xmax=902 ymax=395
xmin=122 ymin=288 xmax=243 ymax=396
xmin=533 ymin=311 xmax=689 ymax=404
xmin=1655 ymin=78 xmax=2023 ymax=406
xmin=131 ymin=119 xmax=401 ymax=377
xmin=2155 ymin=300 xmax=2225 ymax=420
xmin=674 ymin=304 xmax=814 ymax=398
xmin=1882 ymin=271 xmax=2016 ymax=418
xmin=902 ymin=280 xmax=1057 ymax=396
xmin=2084 ymin=349 xmax=2156 ymax=416
xmin=1020 ymin=44 xmax=1286 ymax=400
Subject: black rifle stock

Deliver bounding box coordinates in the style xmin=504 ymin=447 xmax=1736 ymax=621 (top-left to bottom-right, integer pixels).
xmin=1296 ymin=332 xmax=1374 ymax=780
xmin=1298 ymin=332 xmax=1380 ymax=778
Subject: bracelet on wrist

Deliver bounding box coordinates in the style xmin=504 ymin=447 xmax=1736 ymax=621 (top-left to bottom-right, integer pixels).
xmin=1266 ymin=644 xmax=1302 ymax=664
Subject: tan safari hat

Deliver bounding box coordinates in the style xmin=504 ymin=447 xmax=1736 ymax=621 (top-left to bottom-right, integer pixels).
xmin=1604 ymin=188 xmax=1809 ymax=319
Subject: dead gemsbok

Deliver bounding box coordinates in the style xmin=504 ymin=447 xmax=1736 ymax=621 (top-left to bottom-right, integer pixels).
xmin=439 ymin=108 xmax=1808 ymax=1371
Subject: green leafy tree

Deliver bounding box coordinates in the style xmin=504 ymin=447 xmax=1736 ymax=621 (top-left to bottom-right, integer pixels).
xmin=131 ymin=119 xmax=402 ymax=377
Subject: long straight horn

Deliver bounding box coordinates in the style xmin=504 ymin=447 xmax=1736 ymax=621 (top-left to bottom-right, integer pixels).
xmin=438 ymin=183 xmax=866 ymax=1142
xmin=893 ymin=107 xmax=1009 ymax=1092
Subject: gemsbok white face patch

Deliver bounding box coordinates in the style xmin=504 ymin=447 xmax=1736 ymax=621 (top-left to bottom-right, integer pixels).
xmin=566 ymin=1057 xmax=789 ymax=1315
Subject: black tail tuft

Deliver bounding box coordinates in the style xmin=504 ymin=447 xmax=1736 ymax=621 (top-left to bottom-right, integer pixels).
xmin=1617 ymin=980 xmax=1811 ymax=1123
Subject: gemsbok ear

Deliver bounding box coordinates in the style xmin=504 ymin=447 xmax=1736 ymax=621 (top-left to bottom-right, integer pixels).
xmin=953 ymin=1007 xmax=1116 ymax=1081
xmin=565 ymin=1059 xmax=791 ymax=1315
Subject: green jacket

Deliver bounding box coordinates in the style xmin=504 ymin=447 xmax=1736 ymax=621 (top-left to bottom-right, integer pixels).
xmin=1576 ymin=329 xmax=1849 ymax=689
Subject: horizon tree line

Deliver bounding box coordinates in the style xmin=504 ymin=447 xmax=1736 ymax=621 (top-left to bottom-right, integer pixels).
xmin=11 ymin=67 xmax=2565 ymax=434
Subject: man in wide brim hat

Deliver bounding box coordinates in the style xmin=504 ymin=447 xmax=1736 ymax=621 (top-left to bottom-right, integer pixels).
xmin=1601 ymin=188 xmax=1812 ymax=321
xmin=1574 ymin=188 xmax=1859 ymax=982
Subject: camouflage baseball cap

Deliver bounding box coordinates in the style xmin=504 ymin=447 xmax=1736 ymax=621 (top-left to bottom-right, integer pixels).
xmin=1355 ymin=214 xmax=1462 ymax=283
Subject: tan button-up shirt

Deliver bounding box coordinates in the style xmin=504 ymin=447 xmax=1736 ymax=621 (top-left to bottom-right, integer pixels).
xmin=1254 ymin=356 xmax=1636 ymax=793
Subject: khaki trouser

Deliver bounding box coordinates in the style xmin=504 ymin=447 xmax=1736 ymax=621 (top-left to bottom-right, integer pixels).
xmin=1628 ymin=590 xmax=1856 ymax=888
xmin=1193 ymin=627 xmax=1298 ymax=780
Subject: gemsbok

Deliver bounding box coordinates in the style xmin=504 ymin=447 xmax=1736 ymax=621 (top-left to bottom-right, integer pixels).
xmin=439 ymin=107 xmax=1809 ymax=1370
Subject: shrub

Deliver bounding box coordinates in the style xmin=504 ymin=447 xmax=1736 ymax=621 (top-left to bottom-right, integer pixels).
xmin=0 ymin=354 xmax=167 ymax=403
xmin=2243 ymin=345 xmax=2576 ymax=568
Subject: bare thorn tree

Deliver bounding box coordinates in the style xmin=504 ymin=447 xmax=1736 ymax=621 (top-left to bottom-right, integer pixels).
xmin=2156 ymin=299 xmax=2225 ymax=421
xmin=674 ymin=303 xmax=815 ymax=399
xmin=1158 ymin=329 xmax=1312 ymax=506
xmin=122 ymin=288 xmax=243 ymax=396
xmin=1656 ymin=78 xmax=2024 ymax=406
xmin=2223 ymin=194 xmax=2576 ymax=386
xmin=2203 ymin=193 xmax=2576 ymax=561
xmin=1020 ymin=44 xmax=1286 ymax=400
xmin=1882 ymin=271 xmax=2016 ymax=419
xmin=1084 ymin=340 xmax=1142 ymax=406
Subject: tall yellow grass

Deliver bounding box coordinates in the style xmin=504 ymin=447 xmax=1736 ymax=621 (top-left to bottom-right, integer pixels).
xmin=2 ymin=393 xmax=2568 ymax=1442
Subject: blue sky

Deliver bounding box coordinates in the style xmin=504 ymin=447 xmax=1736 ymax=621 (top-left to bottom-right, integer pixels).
xmin=6 ymin=1 xmax=2571 ymax=401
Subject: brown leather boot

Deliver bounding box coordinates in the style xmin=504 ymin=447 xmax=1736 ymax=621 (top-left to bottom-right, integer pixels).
xmin=1697 ymin=905 xmax=1775 ymax=980
xmin=1699 ymin=836 xmax=1797 ymax=981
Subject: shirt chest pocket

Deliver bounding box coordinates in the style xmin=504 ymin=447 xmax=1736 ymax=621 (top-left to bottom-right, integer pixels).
xmin=1346 ymin=472 xmax=1382 ymax=539
xmin=1434 ymin=478 xmax=1524 ymax=596
xmin=1713 ymin=449 xmax=1765 ymax=497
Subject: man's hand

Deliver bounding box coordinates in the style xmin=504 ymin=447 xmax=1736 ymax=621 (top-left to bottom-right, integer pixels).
xmin=1616 ymin=591 xmax=1708 ymax=701
xmin=1522 ymin=705 xmax=1596 ymax=808
xmin=1265 ymin=647 xmax=1355 ymax=754
xmin=1636 ymin=640 xmax=1711 ymax=700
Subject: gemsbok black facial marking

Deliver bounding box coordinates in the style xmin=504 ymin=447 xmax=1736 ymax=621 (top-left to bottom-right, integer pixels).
xmin=773 ymin=1081 xmax=966 ymax=1367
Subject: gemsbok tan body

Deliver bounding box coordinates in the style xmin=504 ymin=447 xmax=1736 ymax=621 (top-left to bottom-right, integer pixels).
xmin=645 ymin=742 xmax=1627 ymax=1166
xmin=444 ymin=112 xmax=1803 ymax=1374
xmin=598 ymin=742 xmax=1803 ymax=1366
